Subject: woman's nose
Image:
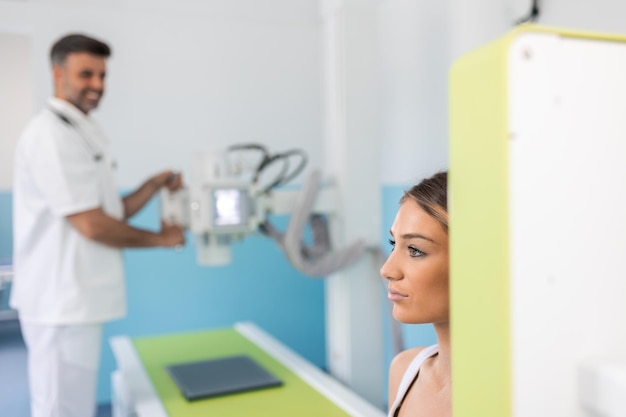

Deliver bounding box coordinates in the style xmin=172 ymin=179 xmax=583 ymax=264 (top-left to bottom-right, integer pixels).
xmin=380 ymin=256 xmax=400 ymax=281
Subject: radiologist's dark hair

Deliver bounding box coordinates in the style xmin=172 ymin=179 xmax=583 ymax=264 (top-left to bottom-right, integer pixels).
xmin=50 ymin=33 xmax=111 ymax=65
xmin=401 ymin=171 xmax=448 ymax=232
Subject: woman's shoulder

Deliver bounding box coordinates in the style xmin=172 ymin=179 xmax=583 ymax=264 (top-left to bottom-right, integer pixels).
xmin=388 ymin=346 xmax=434 ymax=402
xmin=390 ymin=346 xmax=429 ymax=374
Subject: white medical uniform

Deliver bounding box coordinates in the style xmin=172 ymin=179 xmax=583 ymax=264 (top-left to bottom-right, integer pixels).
xmin=11 ymin=97 xmax=126 ymax=417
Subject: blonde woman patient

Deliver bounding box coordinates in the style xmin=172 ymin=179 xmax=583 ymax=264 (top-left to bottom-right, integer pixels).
xmin=381 ymin=171 xmax=450 ymax=417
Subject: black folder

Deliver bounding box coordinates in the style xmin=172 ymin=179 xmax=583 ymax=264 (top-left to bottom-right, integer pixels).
xmin=166 ymin=355 xmax=283 ymax=401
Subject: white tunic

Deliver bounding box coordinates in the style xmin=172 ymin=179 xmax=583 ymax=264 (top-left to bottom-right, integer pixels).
xmin=388 ymin=344 xmax=439 ymax=417
xmin=10 ymin=97 xmax=126 ymax=324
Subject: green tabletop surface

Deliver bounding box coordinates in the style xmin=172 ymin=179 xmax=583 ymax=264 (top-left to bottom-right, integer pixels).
xmin=132 ymin=327 xmax=351 ymax=417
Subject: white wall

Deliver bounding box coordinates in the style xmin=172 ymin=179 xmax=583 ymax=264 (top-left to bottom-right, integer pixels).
xmin=538 ymin=0 xmax=626 ymax=34
xmin=0 ymin=33 xmax=32 ymax=190
xmin=0 ymin=0 xmax=322 ymax=188
xmin=378 ymin=0 xmax=450 ymax=185
xmin=376 ymin=0 xmax=533 ymax=186
xmin=6 ymin=0 xmax=626 ymax=194
xmin=378 ymin=0 xmax=626 ymax=187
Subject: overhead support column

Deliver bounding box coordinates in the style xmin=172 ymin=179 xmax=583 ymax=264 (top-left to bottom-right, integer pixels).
xmin=320 ymin=0 xmax=385 ymax=409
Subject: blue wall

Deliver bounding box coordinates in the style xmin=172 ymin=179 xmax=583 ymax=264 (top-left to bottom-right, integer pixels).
xmin=0 ymin=186 xmax=437 ymax=405
xmin=0 ymin=192 xmax=12 ymax=262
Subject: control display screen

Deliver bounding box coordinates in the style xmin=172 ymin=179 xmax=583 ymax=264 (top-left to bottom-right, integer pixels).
xmin=213 ymin=188 xmax=246 ymax=227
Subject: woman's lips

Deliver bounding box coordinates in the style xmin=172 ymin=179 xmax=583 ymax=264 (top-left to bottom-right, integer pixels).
xmin=388 ymin=287 xmax=408 ymax=301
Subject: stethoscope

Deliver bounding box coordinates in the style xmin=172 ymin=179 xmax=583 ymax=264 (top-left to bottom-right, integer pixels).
xmin=48 ymin=106 xmax=105 ymax=163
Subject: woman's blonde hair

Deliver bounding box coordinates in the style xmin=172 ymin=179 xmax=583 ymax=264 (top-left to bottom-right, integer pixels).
xmin=401 ymin=171 xmax=448 ymax=232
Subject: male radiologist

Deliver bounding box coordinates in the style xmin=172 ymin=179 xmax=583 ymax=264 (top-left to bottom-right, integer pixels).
xmin=10 ymin=33 xmax=185 ymax=417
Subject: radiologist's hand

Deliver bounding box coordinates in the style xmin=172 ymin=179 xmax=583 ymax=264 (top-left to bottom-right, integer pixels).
xmin=123 ymin=170 xmax=185 ymax=220
xmin=152 ymin=170 xmax=184 ymax=192
xmin=158 ymin=220 xmax=186 ymax=248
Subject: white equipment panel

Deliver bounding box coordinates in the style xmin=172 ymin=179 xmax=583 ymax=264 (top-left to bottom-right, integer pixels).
xmin=508 ymin=32 xmax=626 ymax=417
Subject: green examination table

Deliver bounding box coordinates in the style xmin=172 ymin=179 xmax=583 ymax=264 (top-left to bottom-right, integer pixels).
xmin=110 ymin=322 xmax=385 ymax=417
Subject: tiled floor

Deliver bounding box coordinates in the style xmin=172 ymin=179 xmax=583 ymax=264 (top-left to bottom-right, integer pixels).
xmin=0 ymin=319 xmax=112 ymax=417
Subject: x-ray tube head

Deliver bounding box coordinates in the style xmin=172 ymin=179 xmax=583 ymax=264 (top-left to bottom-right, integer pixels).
xmin=211 ymin=187 xmax=249 ymax=230
xmin=159 ymin=144 xmax=366 ymax=275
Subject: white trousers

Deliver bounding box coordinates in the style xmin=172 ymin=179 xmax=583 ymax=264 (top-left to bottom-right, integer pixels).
xmin=20 ymin=321 xmax=103 ymax=417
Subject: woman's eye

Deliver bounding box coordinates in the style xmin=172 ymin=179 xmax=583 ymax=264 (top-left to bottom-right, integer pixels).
xmin=408 ymin=246 xmax=425 ymax=258
xmin=388 ymin=239 xmax=396 ymax=250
